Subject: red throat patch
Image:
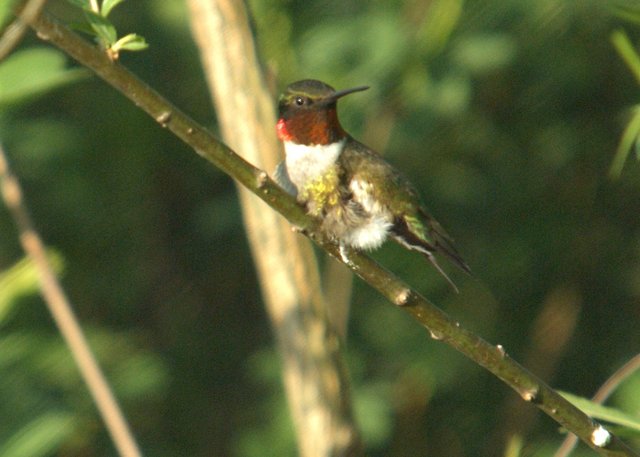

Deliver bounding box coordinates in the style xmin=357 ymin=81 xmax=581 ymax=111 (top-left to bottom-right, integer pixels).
xmin=276 ymin=118 xmax=293 ymax=142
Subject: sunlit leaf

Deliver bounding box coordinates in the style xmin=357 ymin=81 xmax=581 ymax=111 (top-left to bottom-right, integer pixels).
xmin=416 ymin=0 xmax=463 ymax=56
xmin=353 ymin=383 xmax=393 ymax=447
xmin=68 ymin=20 xmax=98 ymax=37
xmin=0 ymin=412 xmax=75 ymax=457
xmin=101 ymin=0 xmax=127 ymax=18
xmin=0 ymin=47 xmax=87 ymax=106
xmin=0 ymin=0 xmax=20 ymax=30
xmin=111 ymin=33 xmax=149 ymax=53
xmin=613 ymin=370 xmax=640 ymax=416
xmin=610 ymin=1 xmax=640 ymax=26
xmin=611 ymin=29 xmax=640 ymax=84
xmin=504 ymin=435 xmax=523 ymax=457
xmin=609 ymin=105 xmax=640 ymax=178
xmin=65 ymin=0 xmax=91 ymax=9
xmin=561 ymin=391 xmax=640 ymax=432
xmin=0 ymin=252 xmax=65 ymax=323
xmin=112 ymin=352 xmax=169 ymax=398
xmin=452 ymin=33 xmax=517 ymax=74
xmin=84 ymin=10 xmax=117 ymax=46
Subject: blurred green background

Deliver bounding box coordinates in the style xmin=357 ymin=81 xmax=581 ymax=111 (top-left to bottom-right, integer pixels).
xmin=1 ymin=0 xmax=640 ymax=456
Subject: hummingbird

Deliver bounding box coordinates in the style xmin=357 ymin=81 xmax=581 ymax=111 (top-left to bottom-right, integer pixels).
xmin=275 ymin=79 xmax=470 ymax=291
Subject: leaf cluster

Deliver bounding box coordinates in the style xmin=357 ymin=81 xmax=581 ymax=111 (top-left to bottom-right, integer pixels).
xmin=67 ymin=0 xmax=147 ymax=60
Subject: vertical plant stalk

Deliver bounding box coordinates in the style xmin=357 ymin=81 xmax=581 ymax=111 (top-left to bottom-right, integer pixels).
xmin=0 ymin=0 xmax=49 ymax=60
xmin=0 ymin=144 xmax=142 ymax=457
xmin=185 ymin=1 xmax=363 ymax=455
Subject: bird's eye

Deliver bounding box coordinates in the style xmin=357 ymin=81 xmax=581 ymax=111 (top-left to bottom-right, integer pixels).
xmin=295 ymin=96 xmax=306 ymax=106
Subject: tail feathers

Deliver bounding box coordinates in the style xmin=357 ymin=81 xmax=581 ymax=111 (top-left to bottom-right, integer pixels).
xmin=429 ymin=223 xmax=471 ymax=275
xmin=424 ymin=251 xmax=461 ymax=293
xmin=392 ymin=213 xmax=470 ymax=293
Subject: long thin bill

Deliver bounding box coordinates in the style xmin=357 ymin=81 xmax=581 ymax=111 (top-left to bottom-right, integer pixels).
xmin=323 ymin=85 xmax=369 ymax=104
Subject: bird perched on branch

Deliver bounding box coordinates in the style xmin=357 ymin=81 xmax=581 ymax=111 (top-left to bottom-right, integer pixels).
xmin=275 ymin=79 xmax=470 ymax=291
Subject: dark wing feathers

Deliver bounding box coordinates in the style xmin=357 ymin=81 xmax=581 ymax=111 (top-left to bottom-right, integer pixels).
xmin=417 ymin=209 xmax=470 ymax=274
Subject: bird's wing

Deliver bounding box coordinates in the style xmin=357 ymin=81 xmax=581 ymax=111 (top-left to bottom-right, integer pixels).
xmin=343 ymin=140 xmax=470 ymax=274
xmin=274 ymin=161 xmax=298 ymax=196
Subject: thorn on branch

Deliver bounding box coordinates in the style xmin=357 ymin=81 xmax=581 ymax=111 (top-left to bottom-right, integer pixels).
xmin=428 ymin=328 xmax=444 ymax=341
xmin=256 ymin=170 xmax=269 ymax=189
xmin=155 ymin=111 xmax=171 ymax=126
xmin=393 ymin=288 xmax=412 ymax=306
xmin=591 ymin=425 xmax=612 ymax=448
xmin=520 ymin=386 xmax=540 ymax=403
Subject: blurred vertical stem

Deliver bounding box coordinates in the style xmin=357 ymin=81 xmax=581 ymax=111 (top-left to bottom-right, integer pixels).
xmin=185 ymin=1 xmax=363 ymax=456
xmin=609 ymin=29 xmax=640 ymax=178
xmin=0 ymin=143 xmax=142 ymax=457
xmin=611 ymin=29 xmax=640 ymax=84
xmin=0 ymin=0 xmax=48 ymax=60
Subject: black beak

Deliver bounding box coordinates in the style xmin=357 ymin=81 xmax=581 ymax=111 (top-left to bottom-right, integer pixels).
xmin=321 ymin=85 xmax=369 ymax=105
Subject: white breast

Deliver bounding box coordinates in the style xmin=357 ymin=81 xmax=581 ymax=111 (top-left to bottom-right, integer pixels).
xmin=284 ymin=138 xmax=346 ymax=189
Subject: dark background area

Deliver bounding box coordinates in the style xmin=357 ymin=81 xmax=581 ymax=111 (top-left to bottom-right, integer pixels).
xmin=1 ymin=1 xmax=639 ymax=456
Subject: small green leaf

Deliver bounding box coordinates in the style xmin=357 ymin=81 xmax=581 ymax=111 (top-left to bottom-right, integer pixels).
xmin=101 ymin=0 xmax=127 ymax=18
xmin=609 ymin=105 xmax=640 ymax=178
xmin=65 ymin=0 xmax=91 ymax=9
xmin=561 ymin=391 xmax=640 ymax=432
xmin=68 ymin=20 xmax=98 ymax=37
xmin=0 ymin=47 xmax=88 ymax=107
xmin=0 ymin=0 xmax=21 ymax=30
xmin=611 ymin=29 xmax=640 ymax=85
xmin=0 ymin=412 xmax=75 ymax=457
xmin=111 ymin=33 xmax=149 ymax=53
xmin=610 ymin=2 xmax=640 ymax=26
xmin=84 ymin=10 xmax=117 ymax=47
xmin=0 ymin=253 xmax=66 ymax=323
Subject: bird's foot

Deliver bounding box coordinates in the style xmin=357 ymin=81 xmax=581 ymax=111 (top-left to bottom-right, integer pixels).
xmin=338 ymin=243 xmax=356 ymax=269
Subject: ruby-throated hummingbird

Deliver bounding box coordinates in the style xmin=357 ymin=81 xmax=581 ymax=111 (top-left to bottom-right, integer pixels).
xmin=275 ymin=79 xmax=470 ymax=291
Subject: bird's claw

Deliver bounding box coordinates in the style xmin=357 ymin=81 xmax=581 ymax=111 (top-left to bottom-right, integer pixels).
xmin=338 ymin=243 xmax=356 ymax=268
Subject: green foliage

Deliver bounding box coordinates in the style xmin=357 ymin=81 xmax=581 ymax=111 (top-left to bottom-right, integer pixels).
xmin=0 ymin=47 xmax=87 ymax=107
xmin=0 ymin=325 xmax=169 ymax=456
xmin=610 ymin=29 xmax=640 ymax=177
xmin=561 ymin=391 xmax=640 ymax=435
xmin=0 ymin=412 xmax=76 ymax=457
xmin=1 ymin=0 xmax=640 ymax=456
xmin=611 ymin=1 xmax=640 ymax=26
xmin=614 ymin=371 xmax=640 ymax=426
xmin=0 ymin=0 xmax=20 ymax=31
xmin=352 ymin=382 xmax=393 ymax=447
xmin=101 ymin=0 xmax=128 ymax=18
xmin=0 ymin=252 xmax=64 ymax=323
xmin=67 ymin=0 xmax=148 ymax=58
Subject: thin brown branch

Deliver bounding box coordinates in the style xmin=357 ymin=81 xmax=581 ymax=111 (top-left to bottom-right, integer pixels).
xmin=186 ymin=0 xmax=362 ymax=455
xmin=0 ymin=143 xmax=142 ymax=457
xmin=0 ymin=0 xmax=48 ymax=61
xmin=23 ymin=11 xmax=640 ymax=457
